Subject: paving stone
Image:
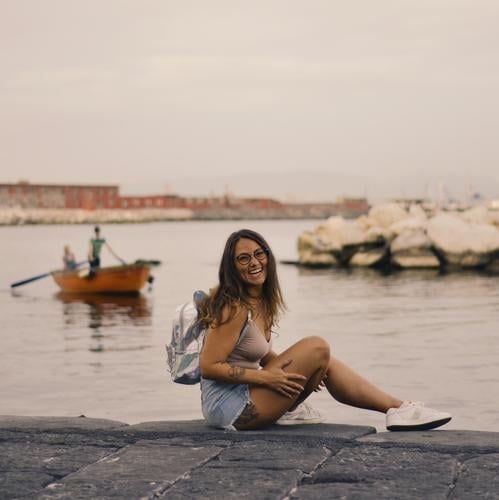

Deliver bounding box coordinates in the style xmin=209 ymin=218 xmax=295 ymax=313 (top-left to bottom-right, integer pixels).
xmin=294 ymin=481 xmax=450 ymax=499
xmin=161 ymin=466 xmax=301 ymax=499
xmin=68 ymin=441 xmax=222 ymax=481
xmin=34 ymin=479 xmax=169 ymax=499
xmin=360 ymin=430 xmax=499 ymax=453
xmin=0 ymin=430 xmax=129 ymax=448
xmin=0 ymin=471 xmax=54 ymax=499
xmin=207 ymin=440 xmax=331 ymax=471
xmin=127 ymin=420 xmax=375 ymax=444
xmin=452 ymin=453 xmax=499 ymax=499
xmin=303 ymin=445 xmax=457 ymax=499
xmin=0 ymin=416 xmax=128 ymax=434
xmin=156 ymin=436 xmax=232 ymax=448
xmin=0 ymin=441 xmax=117 ymax=477
xmin=34 ymin=442 xmax=222 ymax=498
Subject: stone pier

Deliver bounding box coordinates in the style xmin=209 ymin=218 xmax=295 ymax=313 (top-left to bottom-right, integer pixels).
xmin=1 ymin=416 xmax=498 ymax=499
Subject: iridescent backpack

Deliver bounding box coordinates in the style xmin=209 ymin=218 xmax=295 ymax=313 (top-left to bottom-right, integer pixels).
xmin=166 ymin=290 xmax=207 ymax=385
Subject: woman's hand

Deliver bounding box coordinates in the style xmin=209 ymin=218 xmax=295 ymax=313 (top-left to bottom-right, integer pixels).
xmin=260 ymin=358 xmax=307 ymax=398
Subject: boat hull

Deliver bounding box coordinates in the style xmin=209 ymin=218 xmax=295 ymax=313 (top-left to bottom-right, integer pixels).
xmin=52 ymin=264 xmax=151 ymax=294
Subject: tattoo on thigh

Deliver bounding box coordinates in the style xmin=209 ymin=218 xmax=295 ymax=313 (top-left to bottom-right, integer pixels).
xmin=234 ymin=402 xmax=259 ymax=428
xmin=228 ymin=366 xmax=245 ymax=380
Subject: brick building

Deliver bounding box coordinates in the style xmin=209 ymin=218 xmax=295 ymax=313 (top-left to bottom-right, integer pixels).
xmin=0 ymin=181 xmax=369 ymax=219
xmin=0 ymin=182 xmax=119 ymax=210
xmin=119 ymin=194 xmax=184 ymax=209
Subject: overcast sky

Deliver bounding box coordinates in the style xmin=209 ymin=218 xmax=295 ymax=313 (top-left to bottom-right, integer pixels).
xmin=1 ymin=1 xmax=498 ymax=203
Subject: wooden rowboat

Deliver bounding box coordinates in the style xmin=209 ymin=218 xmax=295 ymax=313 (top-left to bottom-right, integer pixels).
xmin=52 ymin=263 xmax=151 ymax=294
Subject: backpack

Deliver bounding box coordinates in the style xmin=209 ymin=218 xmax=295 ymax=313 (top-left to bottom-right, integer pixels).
xmin=166 ymin=290 xmax=207 ymax=385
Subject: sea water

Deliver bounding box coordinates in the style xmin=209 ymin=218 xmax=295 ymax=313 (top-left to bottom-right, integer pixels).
xmin=1 ymin=220 xmax=498 ymax=431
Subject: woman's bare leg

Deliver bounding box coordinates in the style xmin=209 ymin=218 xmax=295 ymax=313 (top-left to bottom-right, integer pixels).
xmin=234 ymin=336 xmax=330 ymax=430
xmin=325 ymin=357 xmax=402 ymax=412
xmin=234 ymin=339 xmax=403 ymax=430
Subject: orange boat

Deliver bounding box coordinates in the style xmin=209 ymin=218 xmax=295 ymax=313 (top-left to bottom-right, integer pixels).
xmin=52 ymin=263 xmax=152 ymax=294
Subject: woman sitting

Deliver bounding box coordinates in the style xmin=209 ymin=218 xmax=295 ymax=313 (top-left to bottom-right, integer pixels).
xmin=198 ymin=229 xmax=452 ymax=431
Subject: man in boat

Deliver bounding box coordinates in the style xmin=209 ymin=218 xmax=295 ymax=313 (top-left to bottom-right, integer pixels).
xmin=88 ymin=226 xmax=121 ymax=271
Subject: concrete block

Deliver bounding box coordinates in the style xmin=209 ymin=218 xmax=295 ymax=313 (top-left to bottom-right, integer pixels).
xmin=0 ymin=416 xmax=128 ymax=434
xmin=0 ymin=472 xmax=54 ymax=499
xmin=453 ymin=453 xmax=499 ymax=499
xmin=34 ymin=442 xmax=222 ymax=498
xmin=207 ymin=440 xmax=331 ymax=472
xmin=359 ymin=430 xmax=499 ymax=453
xmin=0 ymin=442 xmax=117 ymax=477
xmin=162 ymin=467 xmax=301 ymax=499
xmin=304 ymin=445 xmax=456 ymax=499
xmin=127 ymin=420 xmax=375 ymax=444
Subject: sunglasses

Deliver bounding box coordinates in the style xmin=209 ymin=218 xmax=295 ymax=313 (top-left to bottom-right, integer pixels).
xmin=235 ymin=248 xmax=269 ymax=265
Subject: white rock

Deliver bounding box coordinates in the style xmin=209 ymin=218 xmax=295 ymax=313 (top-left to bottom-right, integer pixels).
xmin=297 ymin=231 xmax=338 ymax=266
xmin=355 ymin=215 xmax=371 ymax=231
xmin=349 ymin=248 xmax=387 ymax=267
xmin=391 ymin=229 xmax=432 ymax=253
xmin=427 ymin=213 xmax=499 ymax=254
xmin=488 ymin=211 xmax=499 ymax=228
xmin=391 ymin=252 xmax=440 ymax=268
xmin=461 ymin=205 xmax=490 ymax=225
xmin=295 ymin=204 xmax=499 ymax=270
xmin=408 ymin=204 xmax=428 ymax=219
xmin=389 ymin=216 xmax=428 ymax=236
xmin=365 ymin=225 xmax=393 ymax=242
xmin=390 ymin=227 xmax=439 ymax=268
xmin=313 ymin=224 xmax=342 ymax=251
xmin=367 ymin=203 xmax=409 ymax=229
xmin=322 ymin=216 xmax=369 ymax=246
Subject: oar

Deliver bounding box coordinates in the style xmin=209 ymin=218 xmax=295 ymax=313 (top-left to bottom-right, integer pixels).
xmin=134 ymin=259 xmax=162 ymax=266
xmin=10 ymin=261 xmax=88 ymax=289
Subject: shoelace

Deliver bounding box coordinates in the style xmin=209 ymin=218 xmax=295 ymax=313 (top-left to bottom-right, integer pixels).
xmin=406 ymin=401 xmax=424 ymax=408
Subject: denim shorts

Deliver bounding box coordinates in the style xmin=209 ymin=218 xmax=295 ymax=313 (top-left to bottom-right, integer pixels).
xmin=200 ymin=377 xmax=251 ymax=430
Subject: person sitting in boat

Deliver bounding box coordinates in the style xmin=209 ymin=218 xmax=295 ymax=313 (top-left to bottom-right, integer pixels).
xmin=198 ymin=228 xmax=452 ymax=431
xmin=88 ymin=226 xmax=121 ymax=269
xmin=62 ymin=245 xmax=77 ymax=270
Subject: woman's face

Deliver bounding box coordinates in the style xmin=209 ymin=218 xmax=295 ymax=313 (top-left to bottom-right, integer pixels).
xmin=234 ymin=237 xmax=268 ymax=289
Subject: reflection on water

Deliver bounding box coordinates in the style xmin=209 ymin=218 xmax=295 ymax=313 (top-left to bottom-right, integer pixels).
xmin=295 ymin=264 xmax=443 ymax=280
xmin=294 ymin=264 xmax=499 ymax=289
xmin=55 ymin=292 xmax=153 ymax=353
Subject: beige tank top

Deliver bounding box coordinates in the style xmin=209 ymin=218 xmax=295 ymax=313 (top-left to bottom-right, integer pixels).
xmin=226 ymin=311 xmax=272 ymax=369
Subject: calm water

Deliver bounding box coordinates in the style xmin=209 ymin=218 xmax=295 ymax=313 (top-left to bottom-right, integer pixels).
xmin=1 ymin=221 xmax=498 ymax=432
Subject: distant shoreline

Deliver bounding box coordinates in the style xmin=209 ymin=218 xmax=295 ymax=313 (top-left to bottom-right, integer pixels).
xmin=0 ymin=207 xmax=361 ymax=225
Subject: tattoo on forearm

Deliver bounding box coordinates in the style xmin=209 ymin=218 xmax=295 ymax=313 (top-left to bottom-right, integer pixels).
xmin=228 ymin=366 xmax=246 ymax=379
xmin=234 ymin=402 xmax=259 ymax=429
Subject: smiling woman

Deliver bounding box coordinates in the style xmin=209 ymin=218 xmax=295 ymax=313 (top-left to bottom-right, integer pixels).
xmin=234 ymin=243 xmax=269 ymax=287
xmin=197 ymin=228 xmax=453 ymax=432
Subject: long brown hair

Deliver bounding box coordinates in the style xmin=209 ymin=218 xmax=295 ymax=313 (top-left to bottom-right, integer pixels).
xmin=199 ymin=229 xmax=286 ymax=331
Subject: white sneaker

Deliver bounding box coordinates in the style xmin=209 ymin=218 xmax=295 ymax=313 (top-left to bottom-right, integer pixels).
xmin=275 ymin=402 xmax=325 ymax=426
xmin=386 ymin=401 xmax=452 ymax=431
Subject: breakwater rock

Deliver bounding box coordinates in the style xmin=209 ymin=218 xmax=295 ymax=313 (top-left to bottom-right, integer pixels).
xmin=298 ymin=204 xmax=499 ymax=270
xmin=0 ymin=207 xmax=194 ymax=225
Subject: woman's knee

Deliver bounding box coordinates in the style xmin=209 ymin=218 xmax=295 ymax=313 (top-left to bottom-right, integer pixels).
xmin=300 ymin=335 xmax=331 ymax=363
